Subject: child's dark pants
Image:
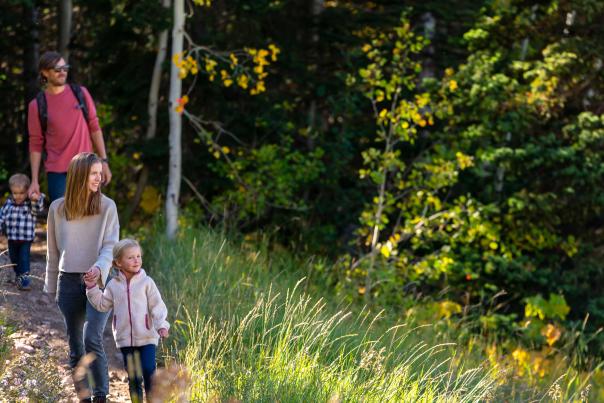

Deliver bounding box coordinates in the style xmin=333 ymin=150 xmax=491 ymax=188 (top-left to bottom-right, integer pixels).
xmin=121 ymin=344 xmax=157 ymax=402
xmin=8 ymin=240 xmax=31 ymax=288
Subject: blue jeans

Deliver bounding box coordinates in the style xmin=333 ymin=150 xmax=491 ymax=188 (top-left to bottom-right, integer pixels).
xmin=121 ymin=344 xmax=157 ymax=402
xmin=47 ymin=172 xmax=67 ymax=202
xmin=56 ymin=272 xmax=111 ymax=398
xmin=8 ymin=240 xmax=31 ymax=288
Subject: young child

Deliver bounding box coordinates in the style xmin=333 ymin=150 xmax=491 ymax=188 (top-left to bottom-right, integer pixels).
xmin=84 ymin=238 xmax=169 ymax=402
xmin=0 ymin=173 xmax=45 ymax=290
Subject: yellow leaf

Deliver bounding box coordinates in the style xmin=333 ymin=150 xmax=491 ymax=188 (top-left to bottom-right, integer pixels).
xmin=438 ymin=300 xmax=462 ymax=319
xmin=380 ymin=244 xmax=390 ymax=258
xmin=140 ymin=186 xmax=162 ymax=214
xmin=541 ymin=323 xmax=562 ymax=346
xmin=237 ymin=74 xmax=249 ymax=89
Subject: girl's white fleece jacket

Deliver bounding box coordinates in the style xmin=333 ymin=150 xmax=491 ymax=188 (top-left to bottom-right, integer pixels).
xmin=86 ymin=269 xmax=169 ymax=348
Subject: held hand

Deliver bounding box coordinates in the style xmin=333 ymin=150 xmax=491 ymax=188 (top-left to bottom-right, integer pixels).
xmin=30 ymin=192 xmax=39 ymax=202
xmin=84 ymin=277 xmax=97 ymax=289
xmin=28 ymin=181 xmax=40 ymax=200
xmin=158 ymin=328 xmax=169 ymax=338
xmin=84 ymin=266 xmax=101 ymax=283
xmin=102 ymin=162 xmax=112 ymax=185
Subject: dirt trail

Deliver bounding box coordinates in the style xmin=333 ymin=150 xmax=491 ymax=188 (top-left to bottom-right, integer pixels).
xmin=0 ymin=228 xmax=131 ymax=402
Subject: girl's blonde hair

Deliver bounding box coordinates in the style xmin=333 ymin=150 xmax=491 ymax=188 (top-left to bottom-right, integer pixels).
xmin=113 ymin=238 xmax=142 ymax=263
xmin=63 ymin=152 xmax=103 ymax=220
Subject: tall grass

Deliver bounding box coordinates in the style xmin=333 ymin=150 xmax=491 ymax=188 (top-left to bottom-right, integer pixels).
xmin=144 ymin=227 xmax=501 ymax=401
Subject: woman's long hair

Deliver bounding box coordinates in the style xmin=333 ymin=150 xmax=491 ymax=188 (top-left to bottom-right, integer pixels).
xmin=63 ymin=152 xmax=103 ymax=220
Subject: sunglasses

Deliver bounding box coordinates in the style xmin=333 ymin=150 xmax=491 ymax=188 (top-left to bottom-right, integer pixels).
xmin=53 ymin=64 xmax=70 ymax=73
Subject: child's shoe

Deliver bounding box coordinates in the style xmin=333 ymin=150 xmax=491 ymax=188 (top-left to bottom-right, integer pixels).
xmin=17 ymin=274 xmax=31 ymax=291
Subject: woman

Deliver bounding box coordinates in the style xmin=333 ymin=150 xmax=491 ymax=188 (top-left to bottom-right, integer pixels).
xmin=45 ymin=152 xmax=119 ymax=402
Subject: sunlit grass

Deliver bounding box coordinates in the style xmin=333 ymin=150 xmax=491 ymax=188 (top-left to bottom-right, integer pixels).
xmin=142 ymin=226 xmax=596 ymax=401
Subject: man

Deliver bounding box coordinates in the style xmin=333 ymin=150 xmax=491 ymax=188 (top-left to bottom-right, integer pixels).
xmin=28 ymin=51 xmax=111 ymax=202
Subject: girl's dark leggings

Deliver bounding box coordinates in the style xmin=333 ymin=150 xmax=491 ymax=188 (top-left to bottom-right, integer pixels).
xmin=120 ymin=344 xmax=156 ymax=402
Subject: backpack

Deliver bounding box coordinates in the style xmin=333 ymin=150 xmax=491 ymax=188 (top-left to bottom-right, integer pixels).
xmin=36 ymin=83 xmax=90 ymax=135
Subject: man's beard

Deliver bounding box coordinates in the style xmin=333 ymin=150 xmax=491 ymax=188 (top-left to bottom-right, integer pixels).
xmin=47 ymin=75 xmax=67 ymax=87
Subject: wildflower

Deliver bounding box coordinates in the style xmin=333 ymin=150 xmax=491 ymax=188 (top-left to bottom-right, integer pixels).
xmin=25 ymin=379 xmax=37 ymax=387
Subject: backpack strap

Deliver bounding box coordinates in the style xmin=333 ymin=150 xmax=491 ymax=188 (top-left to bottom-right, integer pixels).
xmin=69 ymin=83 xmax=90 ymax=123
xmin=36 ymin=91 xmax=48 ymax=135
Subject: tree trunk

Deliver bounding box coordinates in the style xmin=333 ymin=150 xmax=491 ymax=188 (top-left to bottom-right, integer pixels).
xmin=166 ymin=0 xmax=184 ymax=239
xmin=147 ymin=0 xmax=171 ymax=142
xmin=58 ymin=0 xmax=72 ymax=60
xmin=21 ymin=2 xmax=40 ymax=167
xmin=122 ymin=0 xmax=171 ymax=227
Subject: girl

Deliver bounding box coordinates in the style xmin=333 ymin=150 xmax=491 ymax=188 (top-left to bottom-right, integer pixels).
xmin=45 ymin=152 xmax=119 ymax=402
xmin=85 ymin=238 xmax=169 ymax=402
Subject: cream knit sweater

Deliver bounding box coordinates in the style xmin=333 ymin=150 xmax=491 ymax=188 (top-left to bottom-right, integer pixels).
xmin=86 ymin=269 xmax=170 ymax=348
xmin=44 ymin=195 xmax=119 ymax=295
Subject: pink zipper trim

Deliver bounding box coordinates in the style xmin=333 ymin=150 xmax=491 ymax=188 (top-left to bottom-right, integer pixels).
xmin=126 ymin=280 xmax=133 ymax=346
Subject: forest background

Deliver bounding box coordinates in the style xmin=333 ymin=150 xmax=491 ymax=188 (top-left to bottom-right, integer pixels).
xmin=1 ymin=0 xmax=604 ymax=399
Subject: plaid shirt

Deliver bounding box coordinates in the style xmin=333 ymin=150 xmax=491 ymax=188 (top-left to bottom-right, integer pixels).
xmin=0 ymin=194 xmax=45 ymax=241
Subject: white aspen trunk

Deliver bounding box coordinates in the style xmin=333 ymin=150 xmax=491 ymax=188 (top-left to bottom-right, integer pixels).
xmin=58 ymin=0 xmax=72 ymax=60
xmin=166 ymin=0 xmax=184 ymax=239
xmin=147 ymin=0 xmax=171 ymax=141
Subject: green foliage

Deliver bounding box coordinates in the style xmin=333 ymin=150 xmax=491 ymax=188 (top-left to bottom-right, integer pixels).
xmin=1 ymin=0 xmax=604 ymax=373
xmin=207 ymin=134 xmax=325 ymax=224
xmin=525 ymin=294 xmax=571 ymax=322
xmin=438 ymin=0 xmax=604 ymax=324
